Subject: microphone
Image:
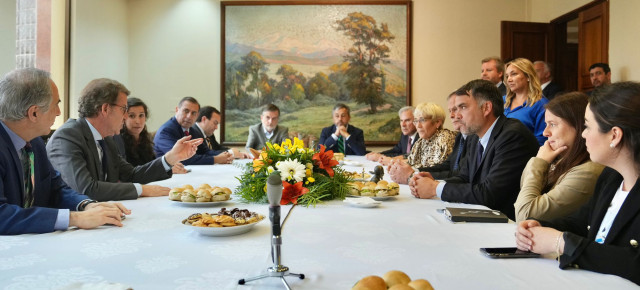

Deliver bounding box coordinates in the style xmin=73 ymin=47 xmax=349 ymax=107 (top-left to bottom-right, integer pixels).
xmin=266 ymin=172 xmax=283 ymax=236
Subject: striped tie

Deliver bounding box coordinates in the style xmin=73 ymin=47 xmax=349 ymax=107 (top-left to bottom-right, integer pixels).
xmin=337 ymin=136 xmax=345 ymax=154
xmin=21 ymin=143 xmax=34 ymax=208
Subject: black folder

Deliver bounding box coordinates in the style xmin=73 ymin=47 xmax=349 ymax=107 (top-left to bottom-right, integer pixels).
xmin=444 ymin=207 xmax=509 ymax=223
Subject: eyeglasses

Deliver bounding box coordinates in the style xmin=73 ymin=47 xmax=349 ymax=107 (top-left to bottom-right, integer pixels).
xmin=110 ymin=103 xmax=128 ymax=114
xmin=412 ymin=118 xmax=431 ymax=125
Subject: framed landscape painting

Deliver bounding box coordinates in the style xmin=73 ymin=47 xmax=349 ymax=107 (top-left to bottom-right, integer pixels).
xmin=221 ymin=0 xmax=412 ymax=146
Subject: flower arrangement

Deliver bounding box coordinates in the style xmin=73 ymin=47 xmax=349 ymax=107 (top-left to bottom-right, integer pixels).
xmin=235 ymin=138 xmax=351 ymax=206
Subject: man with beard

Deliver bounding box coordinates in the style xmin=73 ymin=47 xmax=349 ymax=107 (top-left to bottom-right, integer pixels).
xmin=408 ymin=80 xmax=538 ymax=220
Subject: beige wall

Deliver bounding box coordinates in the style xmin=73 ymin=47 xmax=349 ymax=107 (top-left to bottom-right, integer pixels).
xmin=67 ymin=0 xmax=640 ymax=141
xmin=609 ymin=0 xmax=640 ymax=82
xmin=118 ymin=0 xmax=528 ymax=132
xmin=0 ymin=0 xmax=16 ymax=75
xmin=70 ymin=0 xmax=129 ymax=118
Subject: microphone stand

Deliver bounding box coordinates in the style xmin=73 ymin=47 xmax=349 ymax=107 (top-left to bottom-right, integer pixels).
xmin=239 ymin=172 xmax=305 ymax=289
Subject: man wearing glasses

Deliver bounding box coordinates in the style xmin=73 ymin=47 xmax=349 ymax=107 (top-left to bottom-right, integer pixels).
xmin=47 ymin=79 xmax=202 ymax=201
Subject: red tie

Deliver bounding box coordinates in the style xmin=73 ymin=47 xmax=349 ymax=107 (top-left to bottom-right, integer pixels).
xmin=184 ymin=130 xmax=189 ymax=136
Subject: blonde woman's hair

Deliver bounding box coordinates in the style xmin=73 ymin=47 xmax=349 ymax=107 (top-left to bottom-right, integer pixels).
xmin=504 ymin=58 xmax=543 ymax=108
xmin=414 ymin=102 xmax=445 ymax=129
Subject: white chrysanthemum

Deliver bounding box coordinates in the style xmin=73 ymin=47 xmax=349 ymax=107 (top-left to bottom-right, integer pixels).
xmin=267 ymin=166 xmax=275 ymax=174
xmin=276 ymin=159 xmax=306 ymax=183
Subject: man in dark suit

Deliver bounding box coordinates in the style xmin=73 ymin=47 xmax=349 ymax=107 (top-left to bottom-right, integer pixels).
xmin=245 ymin=104 xmax=289 ymax=152
xmin=192 ymin=106 xmax=250 ymax=159
xmin=318 ymin=103 xmax=366 ymax=155
xmin=389 ymin=92 xmax=471 ymax=183
xmin=481 ymin=56 xmax=506 ymax=96
xmin=366 ymin=106 xmax=417 ymax=163
xmin=47 ymin=79 xmax=201 ymax=201
xmin=0 ymin=68 xmax=130 ymax=234
xmin=409 ymin=79 xmax=538 ymax=220
xmin=534 ymin=61 xmax=563 ymax=100
xmin=154 ymin=97 xmax=231 ymax=165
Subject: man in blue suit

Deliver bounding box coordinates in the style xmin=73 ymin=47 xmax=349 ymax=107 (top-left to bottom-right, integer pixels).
xmin=0 ymin=68 xmax=129 ymax=235
xmin=318 ymin=103 xmax=366 ymax=155
xmin=366 ymin=106 xmax=417 ymax=164
xmin=154 ymin=97 xmax=232 ymax=165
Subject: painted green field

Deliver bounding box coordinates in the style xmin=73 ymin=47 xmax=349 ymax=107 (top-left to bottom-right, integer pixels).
xmin=224 ymin=101 xmax=403 ymax=145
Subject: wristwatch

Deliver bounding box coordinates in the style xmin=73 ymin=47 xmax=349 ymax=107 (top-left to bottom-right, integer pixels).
xmin=78 ymin=199 xmax=98 ymax=211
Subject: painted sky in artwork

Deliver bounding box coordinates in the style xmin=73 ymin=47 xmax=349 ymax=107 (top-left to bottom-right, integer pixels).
xmin=225 ymin=4 xmax=407 ymax=64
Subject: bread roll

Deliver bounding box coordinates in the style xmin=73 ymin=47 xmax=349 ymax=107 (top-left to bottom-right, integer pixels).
xmin=352 ymin=275 xmax=386 ymax=290
xmin=383 ymin=270 xmax=411 ymax=287
xmin=408 ymin=279 xmax=434 ymax=290
xmin=388 ymin=285 xmax=414 ymax=290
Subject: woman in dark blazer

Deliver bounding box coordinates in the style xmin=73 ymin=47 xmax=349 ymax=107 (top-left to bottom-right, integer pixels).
xmin=515 ymin=82 xmax=640 ymax=285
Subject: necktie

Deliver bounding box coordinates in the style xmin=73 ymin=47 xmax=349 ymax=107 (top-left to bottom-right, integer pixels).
xmin=97 ymin=140 xmax=109 ymax=181
xmin=337 ymin=136 xmax=345 ymax=154
xmin=184 ymin=130 xmax=190 ymax=136
xmin=206 ymin=137 xmax=212 ymax=150
xmin=21 ymin=143 xmax=34 ymax=208
xmin=406 ymin=136 xmax=413 ymax=154
xmin=476 ymin=142 xmax=484 ymax=170
xmin=453 ymin=137 xmax=466 ymax=171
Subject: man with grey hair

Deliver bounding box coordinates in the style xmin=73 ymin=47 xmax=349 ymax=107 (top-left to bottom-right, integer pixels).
xmin=534 ymin=60 xmax=562 ymax=100
xmin=0 ymin=68 xmax=130 ymax=234
xmin=366 ymin=106 xmax=417 ymax=164
xmin=481 ymin=56 xmax=506 ymax=96
xmin=47 ymin=78 xmax=202 ymax=201
xmin=245 ymin=104 xmax=289 ymax=152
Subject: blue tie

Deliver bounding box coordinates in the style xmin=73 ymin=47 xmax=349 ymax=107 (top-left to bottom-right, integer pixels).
xmin=453 ymin=137 xmax=466 ymax=171
xmin=476 ymin=142 xmax=484 ymax=169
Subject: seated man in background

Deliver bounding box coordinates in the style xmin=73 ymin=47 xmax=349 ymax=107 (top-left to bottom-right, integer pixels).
xmin=193 ymin=106 xmax=250 ymax=159
xmin=409 ymin=79 xmax=538 ymax=220
xmin=47 ymin=79 xmax=201 ymax=201
xmin=366 ymin=106 xmax=417 ymax=165
xmin=0 ymin=68 xmax=130 ymax=234
xmin=154 ymin=97 xmax=232 ymax=165
xmin=389 ymin=92 xmax=470 ymax=182
xmin=534 ymin=60 xmax=563 ymax=100
xmin=245 ymin=104 xmax=289 ymax=152
xmin=319 ymin=103 xmax=366 ymax=155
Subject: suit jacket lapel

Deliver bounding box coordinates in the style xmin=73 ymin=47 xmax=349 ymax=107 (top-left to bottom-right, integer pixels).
xmin=0 ymin=126 xmax=26 ymax=198
xmin=79 ymin=118 xmax=104 ymax=179
xmin=603 ymin=178 xmax=640 ymax=242
xmin=471 ymin=117 xmax=505 ymax=180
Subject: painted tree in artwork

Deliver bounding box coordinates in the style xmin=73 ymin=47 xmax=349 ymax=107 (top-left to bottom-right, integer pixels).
xmin=335 ymin=12 xmax=395 ymax=113
xmin=242 ymin=51 xmax=269 ymax=105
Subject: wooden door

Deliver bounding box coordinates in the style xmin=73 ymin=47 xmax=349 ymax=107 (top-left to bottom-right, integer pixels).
xmin=577 ymin=1 xmax=609 ymax=92
xmin=501 ymin=21 xmax=552 ymax=63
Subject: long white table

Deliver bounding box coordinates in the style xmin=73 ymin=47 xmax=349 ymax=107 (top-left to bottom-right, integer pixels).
xmin=0 ymin=157 xmax=636 ymax=289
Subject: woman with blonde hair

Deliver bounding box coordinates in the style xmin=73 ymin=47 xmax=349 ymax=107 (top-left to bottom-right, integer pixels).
xmin=504 ymin=58 xmax=548 ymax=145
xmin=405 ymin=102 xmax=456 ymax=168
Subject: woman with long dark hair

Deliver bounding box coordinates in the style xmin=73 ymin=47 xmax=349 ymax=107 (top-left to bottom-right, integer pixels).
xmin=515 ymin=82 xmax=640 ymax=285
xmin=514 ymin=92 xmax=604 ymax=222
xmin=118 ymin=97 xmax=187 ymax=173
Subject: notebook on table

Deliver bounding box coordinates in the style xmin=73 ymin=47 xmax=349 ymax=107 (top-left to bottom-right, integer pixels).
xmin=444 ymin=207 xmax=509 ymax=223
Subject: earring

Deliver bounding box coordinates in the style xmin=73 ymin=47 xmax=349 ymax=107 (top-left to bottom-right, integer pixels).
xmin=610 ymin=143 xmax=615 ymax=148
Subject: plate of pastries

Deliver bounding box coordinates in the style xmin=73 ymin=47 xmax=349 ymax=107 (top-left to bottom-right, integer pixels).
xmin=344 ymin=170 xmax=372 ymax=181
xmin=169 ymin=184 xmax=232 ymax=206
xmin=182 ymin=208 xmax=265 ymax=236
xmin=348 ymin=180 xmax=399 ymax=200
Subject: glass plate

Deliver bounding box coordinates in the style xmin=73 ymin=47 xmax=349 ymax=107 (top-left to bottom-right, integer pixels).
xmin=185 ymin=218 xmax=264 ymax=236
xmin=347 ymin=195 xmax=394 ymax=201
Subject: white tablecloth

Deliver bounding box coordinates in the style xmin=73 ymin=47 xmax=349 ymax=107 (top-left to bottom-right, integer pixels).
xmin=0 ymin=157 xmax=636 ymax=289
